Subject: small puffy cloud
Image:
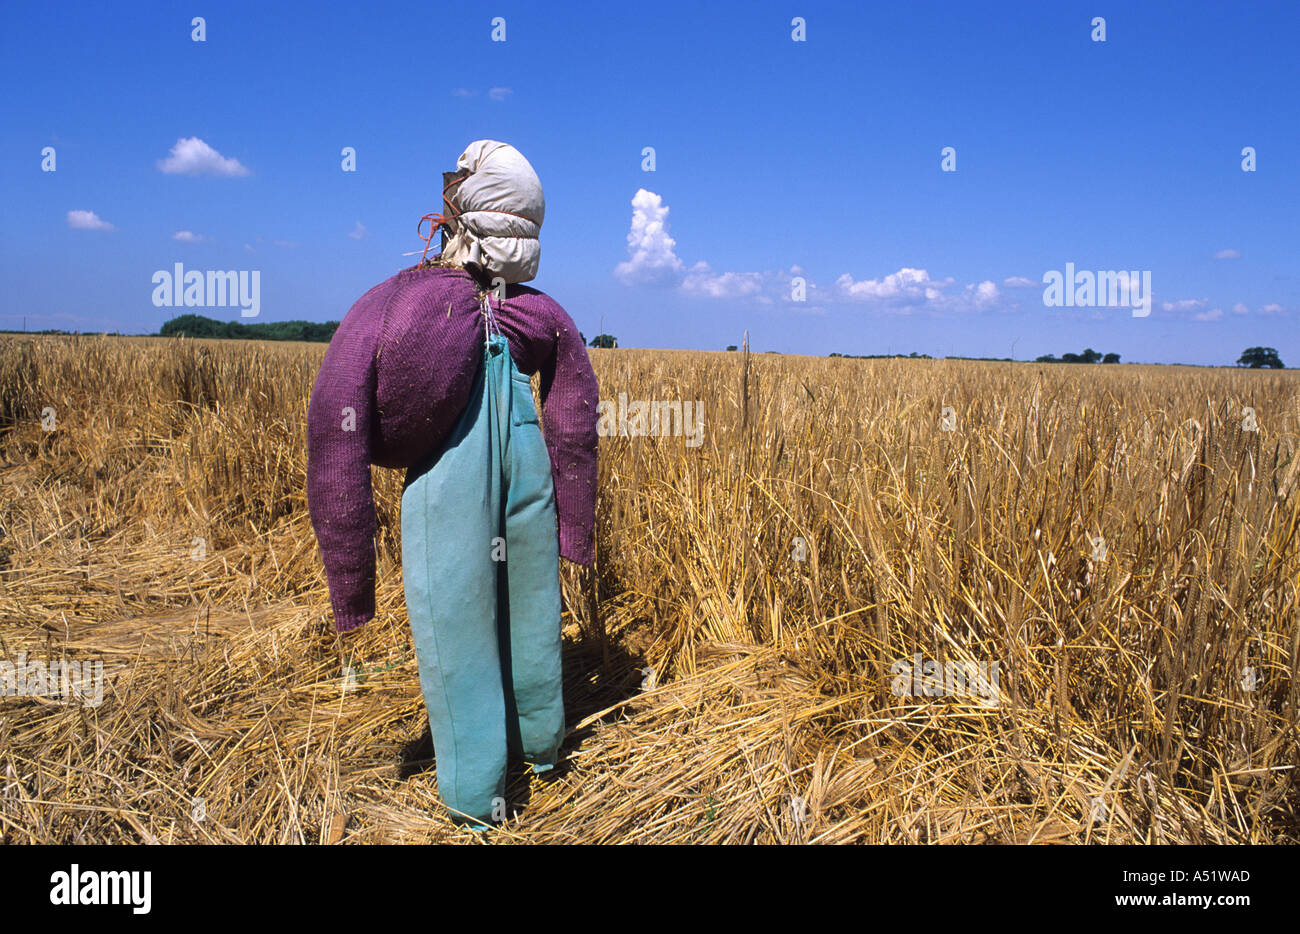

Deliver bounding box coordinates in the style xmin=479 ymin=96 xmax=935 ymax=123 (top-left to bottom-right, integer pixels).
xmin=836 ymin=267 xmax=937 ymax=302
xmin=1194 ymin=307 xmax=1224 ymax=321
xmin=173 ymin=230 xmax=206 ymax=242
xmin=348 ymin=221 xmax=367 ymax=240
xmin=244 ymin=243 xmax=255 ymax=252
xmin=1213 ymin=249 xmax=1242 ymax=260
xmin=614 ymin=189 xmax=684 ymax=285
xmin=1003 ymin=276 xmax=1036 ymax=288
xmin=971 ymin=280 xmax=999 ymax=306
xmin=453 ymin=87 xmax=511 ymax=100
xmin=1232 ymin=302 xmax=1249 ymax=315
xmin=157 ymin=137 xmax=250 ymax=177
xmin=67 ymin=209 xmax=115 ymax=231
xmin=1259 ymin=303 xmax=1285 ymax=315
xmin=681 ymin=261 xmax=763 ymax=299
xmin=835 ymin=267 xmax=962 ymax=313
xmin=1161 ymin=298 xmax=1208 ymax=312
xmin=834 ymin=268 xmax=1014 ymax=314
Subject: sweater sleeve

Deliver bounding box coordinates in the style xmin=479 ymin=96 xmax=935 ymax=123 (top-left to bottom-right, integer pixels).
xmin=538 ymin=302 xmax=600 ymax=566
xmin=307 ymin=303 xmax=381 ymax=633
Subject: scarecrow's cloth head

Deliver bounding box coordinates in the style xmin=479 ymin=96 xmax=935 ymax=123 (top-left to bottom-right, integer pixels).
xmin=441 ymin=140 xmax=545 ymax=284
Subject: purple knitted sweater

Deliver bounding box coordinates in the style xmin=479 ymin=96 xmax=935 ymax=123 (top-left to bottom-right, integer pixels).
xmin=306 ymin=264 xmax=599 ymax=633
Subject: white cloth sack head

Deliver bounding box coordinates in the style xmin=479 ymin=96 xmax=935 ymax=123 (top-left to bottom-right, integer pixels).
xmin=440 ymin=140 xmax=545 ymax=284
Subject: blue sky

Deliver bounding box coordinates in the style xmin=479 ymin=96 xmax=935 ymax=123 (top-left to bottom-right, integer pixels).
xmin=2 ymin=0 xmax=1296 ymax=365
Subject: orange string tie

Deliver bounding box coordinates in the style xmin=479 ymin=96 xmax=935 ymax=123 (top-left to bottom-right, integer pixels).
xmin=415 ymin=172 xmax=469 ymax=264
xmin=416 ymin=213 xmax=452 ymax=264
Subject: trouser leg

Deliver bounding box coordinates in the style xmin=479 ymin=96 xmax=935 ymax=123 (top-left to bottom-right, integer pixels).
xmin=497 ymin=359 xmax=566 ymax=767
xmin=401 ymin=355 xmax=507 ymax=825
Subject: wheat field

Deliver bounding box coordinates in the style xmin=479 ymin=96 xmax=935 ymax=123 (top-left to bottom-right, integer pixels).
xmin=0 ymin=333 xmax=1296 ymax=843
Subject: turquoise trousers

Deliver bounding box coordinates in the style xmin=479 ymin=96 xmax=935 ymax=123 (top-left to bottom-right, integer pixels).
xmin=401 ymin=333 xmax=565 ymax=827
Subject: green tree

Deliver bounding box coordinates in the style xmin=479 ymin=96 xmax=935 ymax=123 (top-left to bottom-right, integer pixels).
xmin=160 ymin=314 xmax=230 ymax=338
xmin=1237 ymin=346 xmax=1284 ymax=368
xmin=589 ymin=333 xmax=618 ymax=349
xmin=1102 ymin=352 xmax=1120 ymax=364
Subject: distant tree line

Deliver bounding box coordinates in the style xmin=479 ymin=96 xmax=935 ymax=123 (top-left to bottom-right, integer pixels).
xmin=826 ymin=352 xmax=1022 ymax=361
xmin=1035 ymin=348 xmax=1120 ymax=364
xmin=0 ymin=328 xmax=123 ymax=336
xmin=829 ymin=351 xmax=935 ymax=360
xmin=158 ymin=314 xmax=339 ymax=342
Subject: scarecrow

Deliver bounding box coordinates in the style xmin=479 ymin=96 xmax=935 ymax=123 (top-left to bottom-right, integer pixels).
xmin=306 ymin=140 xmax=599 ymax=829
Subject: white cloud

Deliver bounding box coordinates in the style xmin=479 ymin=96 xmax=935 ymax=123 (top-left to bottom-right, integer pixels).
xmin=1213 ymin=249 xmax=1242 ymax=260
xmin=614 ymin=189 xmax=684 ymax=285
xmin=1232 ymin=302 xmax=1249 ymax=315
xmin=1259 ymin=303 xmax=1285 ymax=315
xmin=972 ymin=280 xmax=999 ymax=306
xmin=611 ymin=190 xmax=1010 ymax=313
xmin=836 ymin=267 xmax=940 ymax=302
xmin=67 ymin=209 xmax=115 ymax=231
xmin=156 ymin=137 xmax=250 ymax=176
xmin=612 ymin=190 xmax=795 ymax=300
xmin=833 ymin=268 xmax=1015 ymax=314
xmin=835 ymin=268 xmax=969 ymax=313
xmin=1161 ymin=298 xmax=1208 ymax=312
xmin=453 ymin=87 xmax=511 ymax=99
xmin=681 ymin=261 xmax=763 ymax=299
xmin=1194 ymin=307 xmax=1224 ymax=321
xmin=1003 ymin=276 xmax=1036 ymax=288
xmin=348 ymin=221 xmax=367 ymax=240
xmin=173 ymin=230 xmax=206 ymax=242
